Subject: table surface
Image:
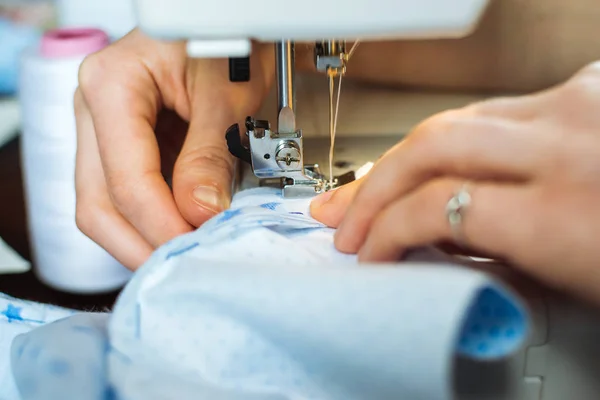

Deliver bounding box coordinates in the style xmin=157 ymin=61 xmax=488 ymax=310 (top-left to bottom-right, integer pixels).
xmin=0 ymin=136 xmax=119 ymax=310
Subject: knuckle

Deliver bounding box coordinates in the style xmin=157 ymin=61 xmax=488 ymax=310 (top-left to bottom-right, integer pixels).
xmin=177 ymin=146 xmax=235 ymax=178
xmin=565 ymin=65 xmax=600 ymax=99
xmin=576 ymin=61 xmax=600 ymax=79
xmin=417 ymin=111 xmax=459 ymax=142
xmin=106 ymin=174 xmax=144 ymax=214
xmin=567 ymin=77 xmax=598 ymax=98
xmin=409 ymin=111 xmax=462 ymax=157
xmin=78 ymin=53 xmax=101 ymax=91
xmin=78 ymin=50 xmax=114 ymax=94
xmin=105 ymin=172 xmax=164 ymax=224
xmin=470 ymin=97 xmax=513 ymax=115
xmin=75 ymin=198 xmax=97 ymax=238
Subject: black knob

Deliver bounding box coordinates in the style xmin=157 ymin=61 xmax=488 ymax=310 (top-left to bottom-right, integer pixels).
xmin=225 ymin=123 xmax=251 ymax=164
xmin=229 ymin=57 xmax=250 ymax=82
xmin=245 ymin=116 xmax=254 ymax=132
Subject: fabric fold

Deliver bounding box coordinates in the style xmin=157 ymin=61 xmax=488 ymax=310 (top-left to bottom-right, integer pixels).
xmin=107 ymin=188 xmax=529 ymax=400
xmin=7 ymin=188 xmax=529 ymax=400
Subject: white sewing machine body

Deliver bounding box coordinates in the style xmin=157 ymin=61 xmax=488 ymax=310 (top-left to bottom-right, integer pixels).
xmin=135 ymin=0 xmax=489 ymax=57
xmin=133 ymin=0 xmax=600 ymax=398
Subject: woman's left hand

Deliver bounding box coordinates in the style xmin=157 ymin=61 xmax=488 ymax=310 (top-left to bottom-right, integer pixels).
xmin=310 ymin=62 xmax=600 ymax=305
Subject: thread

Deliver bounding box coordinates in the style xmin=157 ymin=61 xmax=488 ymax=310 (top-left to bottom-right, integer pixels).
xmin=327 ymin=41 xmax=359 ymax=187
xmin=330 ymin=72 xmax=343 ymax=186
xmin=327 ymin=72 xmax=335 ymax=185
xmin=19 ymin=28 xmax=132 ymax=294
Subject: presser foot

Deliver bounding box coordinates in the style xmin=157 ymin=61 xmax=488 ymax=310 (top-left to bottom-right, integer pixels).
xmin=259 ymin=164 xmax=336 ymax=198
xmin=225 ymin=117 xmax=354 ymax=198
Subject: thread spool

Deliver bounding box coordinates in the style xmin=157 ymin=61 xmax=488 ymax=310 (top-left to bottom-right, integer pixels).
xmin=19 ymin=28 xmax=132 ymax=293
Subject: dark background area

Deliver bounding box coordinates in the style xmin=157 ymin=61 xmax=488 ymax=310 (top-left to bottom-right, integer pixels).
xmin=0 ymin=136 xmax=119 ymax=310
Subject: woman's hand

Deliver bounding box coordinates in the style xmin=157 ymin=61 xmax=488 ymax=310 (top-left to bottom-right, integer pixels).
xmin=311 ymin=62 xmax=600 ymax=304
xmin=74 ymin=29 xmax=274 ymax=270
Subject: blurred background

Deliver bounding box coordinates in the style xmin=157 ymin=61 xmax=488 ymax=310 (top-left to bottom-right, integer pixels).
xmin=1 ymin=0 xmax=136 ymax=146
xmin=1 ymin=0 xmax=135 ymax=93
xmin=0 ymin=0 xmax=137 ymax=309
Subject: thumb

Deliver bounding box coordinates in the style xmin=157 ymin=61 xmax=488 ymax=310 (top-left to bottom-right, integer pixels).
xmin=172 ymin=120 xmax=235 ymax=228
xmin=310 ymin=178 xmax=364 ymax=227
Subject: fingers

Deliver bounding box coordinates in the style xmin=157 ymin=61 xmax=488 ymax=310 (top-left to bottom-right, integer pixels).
xmin=355 ymin=178 xmax=537 ymax=264
xmin=310 ymin=178 xmax=363 ymax=227
xmin=310 ymin=94 xmax=543 ymax=228
xmin=469 ymin=94 xmax=545 ymax=121
xmin=172 ymin=46 xmax=275 ymax=228
xmin=334 ymin=112 xmax=546 ymax=254
xmin=78 ymin=45 xmax=193 ymax=248
xmin=172 ymin=118 xmax=236 ymax=227
xmin=171 ymin=56 xmax=235 ymax=227
xmin=74 ymin=90 xmax=153 ymax=269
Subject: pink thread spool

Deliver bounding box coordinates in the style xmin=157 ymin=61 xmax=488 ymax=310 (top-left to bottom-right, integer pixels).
xmin=41 ymin=28 xmax=109 ymax=58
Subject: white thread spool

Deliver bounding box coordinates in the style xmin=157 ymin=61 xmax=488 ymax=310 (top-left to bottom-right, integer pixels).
xmin=19 ymin=28 xmax=132 ymax=293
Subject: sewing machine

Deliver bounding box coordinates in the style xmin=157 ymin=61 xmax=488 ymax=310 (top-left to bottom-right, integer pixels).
xmin=133 ymin=0 xmax=600 ymax=399
xmin=134 ymin=0 xmax=490 ymax=197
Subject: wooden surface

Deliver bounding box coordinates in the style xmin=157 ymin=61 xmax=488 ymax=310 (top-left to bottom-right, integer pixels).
xmin=258 ymin=74 xmax=486 ymax=139
xmin=293 ymin=0 xmax=600 ymax=93
xmin=0 ymin=136 xmax=119 ymax=310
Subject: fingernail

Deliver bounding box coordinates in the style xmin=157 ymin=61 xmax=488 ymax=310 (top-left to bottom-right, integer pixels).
xmin=192 ymin=185 xmax=228 ymax=213
xmin=311 ymin=189 xmax=336 ymax=208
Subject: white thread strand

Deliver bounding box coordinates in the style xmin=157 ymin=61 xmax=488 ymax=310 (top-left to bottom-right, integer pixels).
xmin=347 ymin=41 xmax=360 ymax=60
xmin=328 ymin=73 xmax=343 ymax=186
xmin=328 ymin=72 xmax=335 ymax=185
xmin=327 ymin=41 xmax=353 ymax=187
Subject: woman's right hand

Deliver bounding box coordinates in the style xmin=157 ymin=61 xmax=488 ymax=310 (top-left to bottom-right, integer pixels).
xmin=312 ymin=62 xmax=600 ymax=305
xmin=74 ymin=29 xmax=275 ymax=270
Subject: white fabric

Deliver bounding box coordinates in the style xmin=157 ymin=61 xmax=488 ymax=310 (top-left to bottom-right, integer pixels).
xmin=0 ymin=293 xmax=76 ymax=400
xmin=0 ymin=237 xmax=30 ymax=275
xmin=2 ymin=188 xmax=529 ymax=400
xmin=107 ymin=188 xmax=529 ymax=400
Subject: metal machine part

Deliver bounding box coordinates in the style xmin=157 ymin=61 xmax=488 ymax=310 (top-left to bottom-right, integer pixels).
xmin=225 ymin=40 xmax=352 ymax=198
xmin=233 ymin=135 xmax=397 ymax=194
xmin=315 ymin=40 xmax=347 ymax=75
xmin=225 ymin=114 xmax=332 ymax=197
xmin=275 ymin=41 xmax=296 ymax=132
